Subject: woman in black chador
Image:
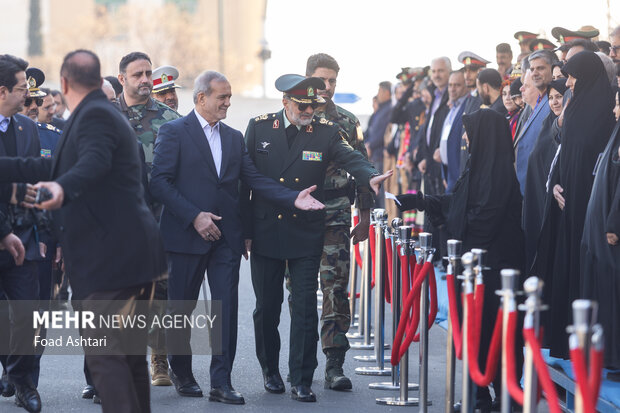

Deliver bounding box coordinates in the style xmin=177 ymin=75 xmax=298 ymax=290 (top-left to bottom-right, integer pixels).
xmin=396 ymin=109 xmax=524 ymax=407
xmin=580 ymin=89 xmax=620 ymax=373
xmin=533 ymin=51 xmax=615 ymax=360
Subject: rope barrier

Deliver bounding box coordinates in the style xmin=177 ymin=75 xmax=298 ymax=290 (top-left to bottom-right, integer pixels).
xmin=369 ymin=224 xmax=376 ymax=290
xmin=569 ymin=343 xmax=604 ymax=413
xmin=413 ymin=266 xmax=437 ymax=342
xmin=505 ymin=311 xmax=524 ymax=406
xmin=522 ymin=327 xmax=561 ymax=413
xmin=353 ymin=214 xmax=363 ymax=269
xmin=446 ymin=273 xmax=463 ymax=360
xmin=465 ymin=293 xmax=503 ymax=387
xmin=384 ymin=236 xmax=393 ymax=305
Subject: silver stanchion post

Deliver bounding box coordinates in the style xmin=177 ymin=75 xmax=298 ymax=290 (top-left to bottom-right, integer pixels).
xmin=459 ymin=252 xmax=476 ymax=413
xmin=377 ymin=225 xmax=420 ymax=406
xmin=519 ymin=277 xmax=546 ymax=413
xmin=444 ymin=239 xmax=462 ymax=413
xmin=348 ymin=237 xmax=359 ymax=329
xmin=417 ymin=232 xmax=434 ymax=411
xmin=356 ymin=209 xmax=391 ymax=375
xmin=370 ymin=218 xmax=418 ymax=390
xmin=567 ymin=300 xmax=597 ymax=413
xmin=497 ymin=269 xmax=519 ymax=413
xmin=350 ymin=233 xmax=374 ymax=349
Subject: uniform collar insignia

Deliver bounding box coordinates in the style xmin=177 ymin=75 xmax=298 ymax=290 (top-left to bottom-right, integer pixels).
xmin=260 ymin=141 xmax=270 ymax=148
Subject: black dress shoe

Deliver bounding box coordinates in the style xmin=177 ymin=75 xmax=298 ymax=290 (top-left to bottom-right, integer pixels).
xmin=0 ymin=371 xmax=14 ymax=397
xmin=168 ymin=368 xmax=203 ymax=397
xmin=82 ymin=384 xmax=95 ymax=399
xmin=291 ymin=385 xmax=316 ymax=402
xmin=263 ymin=372 xmax=285 ymax=394
xmin=15 ymin=384 xmax=41 ymax=413
xmin=209 ymin=384 xmax=245 ymax=405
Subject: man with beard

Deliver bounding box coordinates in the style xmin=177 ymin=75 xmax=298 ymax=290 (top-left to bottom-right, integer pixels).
xmin=476 ymin=68 xmax=506 ymax=115
xmin=241 ymin=74 xmax=391 ymax=402
xmin=20 ymin=68 xmax=46 ymax=122
xmin=117 ymin=51 xmax=180 ymax=388
xmin=152 ymin=65 xmax=180 ymax=111
xmin=610 ymin=25 xmax=620 ymax=64
xmin=496 ymin=43 xmax=513 ymax=78
xmin=301 ymin=53 xmax=374 ymax=391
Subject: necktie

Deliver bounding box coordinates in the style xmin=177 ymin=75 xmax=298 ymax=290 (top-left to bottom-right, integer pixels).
xmin=286 ymin=124 xmax=298 ymax=149
xmin=0 ymin=118 xmax=9 ymax=133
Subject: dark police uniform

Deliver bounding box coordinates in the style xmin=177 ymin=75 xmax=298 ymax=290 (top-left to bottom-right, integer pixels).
xmin=241 ymin=75 xmax=379 ymax=393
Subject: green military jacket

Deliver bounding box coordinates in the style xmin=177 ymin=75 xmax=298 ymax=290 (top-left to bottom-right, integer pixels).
xmin=118 ymin=94 xmax=181 ymax=168
xmin=317 ymin=101 xmax=375 ymax=226
xmin=241 ymin=110 xmax=379 ymax=260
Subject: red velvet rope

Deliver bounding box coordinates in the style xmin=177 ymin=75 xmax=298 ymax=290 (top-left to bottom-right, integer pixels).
xmin=466 ymin=293 xmax=503 ymax=386
xmin=413 ymin=266 xmax=438 ymax=342
xmin=446 ymin=273 xmax=463 ymax=360
xmin=391 ymin=261 xmax=431 ymax=365
xmin=474 ymin=283 xmax=485 ymax=331
xmin=589 ymin=346 xmax=604 ymax=410
xmin=353 ymin=214 xmax=363 ymax=269
xmin=384 ymin=237 xmax=393 ymax=305
xmin=522 ymin=328 xmax=561 ymax=413
xmin=369 ymin=225 xmax=376 ymax=289
xmin=505 ymin=311 xmax=525 ymax=405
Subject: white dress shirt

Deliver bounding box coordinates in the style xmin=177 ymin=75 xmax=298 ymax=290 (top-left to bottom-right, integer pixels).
xmin=194 ymin=109 xmax=222 ymax=177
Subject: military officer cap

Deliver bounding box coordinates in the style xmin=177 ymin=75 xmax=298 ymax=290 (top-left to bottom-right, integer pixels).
xmin=457 ymin=51 xmax=490 ymax=69
xmin=530 ymin=39 xmax=557 ymax=52
xmin=551 ymin=26 xmax=599 ymax=45
xmin=25 ymin=67 xmax=47 ymax=97
xmin=514 ymin=31 xmax=538 ymax=45
xmin=152 ymin=65 xmax=181 ymax=93
xmin=275 ymin=74 xmax=325 ymax=104
xmin=395 ymin=66 xmax=429 ymax=83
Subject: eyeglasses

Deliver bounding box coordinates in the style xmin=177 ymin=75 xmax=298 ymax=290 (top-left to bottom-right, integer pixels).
xmin=297 ymin=102 xmax=319 ymax=111
xmin=611 ymin=45 xmax=620 ymax=54
xmin=25 ymin=97 xmax=43 ymax=107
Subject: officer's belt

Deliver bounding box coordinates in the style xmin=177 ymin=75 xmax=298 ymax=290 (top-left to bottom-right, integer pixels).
xmin=323 ymin=187 xmax=349 ymax=201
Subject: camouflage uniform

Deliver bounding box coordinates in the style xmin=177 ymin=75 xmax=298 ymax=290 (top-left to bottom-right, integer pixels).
xmin=118 ymin=94 xmax=180 ymax=357
xmin=286 ymin=100 xmax=374 ymax=353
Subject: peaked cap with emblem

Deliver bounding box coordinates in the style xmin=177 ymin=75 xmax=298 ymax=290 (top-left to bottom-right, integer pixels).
xmin=514 ymin=31 xmax=539 ymax=45
xmin=152 ymin=65 xmax=181 ymax=93
xmin=275 ymin=74 xmax=325 ymax=104
xmin=395 ymin=66 xmax=429 ymax=83
xmin=530 ymin=38 xmax=557 ymax=52
xmin=551 ymin=26 xmax=599 ymax=44
xmin=457 ymin=51 xmax=491 ymax=69
xmin=25 ymin=67 xmax=47 ymax=97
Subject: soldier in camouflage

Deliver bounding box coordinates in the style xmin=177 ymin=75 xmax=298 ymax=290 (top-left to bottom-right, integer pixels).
xmin=118 ymin=52 xmax=181 ymax=387
xmin=305 ymin=54 xmax=374 ymax=390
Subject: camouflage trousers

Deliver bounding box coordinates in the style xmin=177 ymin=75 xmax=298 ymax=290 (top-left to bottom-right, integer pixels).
xmin=148 ymin=278 xmax=168 ymax=354
xmin=318 ymin=225 xmax=352 ymax=352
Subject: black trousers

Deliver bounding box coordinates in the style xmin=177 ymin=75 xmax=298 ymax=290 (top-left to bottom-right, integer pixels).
xmin=81 ymin=282 xmax=155 ymax=413
xmin=0 ymin=255 xmax=38 ymax=387
xmin=166 ymin=240 xmax=240 ymax=388
xmin=251 ymin=252 xmax=320 ymax=387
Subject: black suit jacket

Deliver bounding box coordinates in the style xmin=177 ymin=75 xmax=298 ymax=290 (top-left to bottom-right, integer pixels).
xmin=0 ymin=89 xmax=167 ymax=299
xmin=150 ymin=110 xmax=298 ymax=256
xmin=416 ymin=88 xmax=450 ymax=187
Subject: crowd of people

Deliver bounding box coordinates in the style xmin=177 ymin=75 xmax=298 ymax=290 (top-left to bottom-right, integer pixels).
xmin=0 ymin=22 xmax=618 ymax=413
xmin=377 ymin=25 xmax=620 ymax=408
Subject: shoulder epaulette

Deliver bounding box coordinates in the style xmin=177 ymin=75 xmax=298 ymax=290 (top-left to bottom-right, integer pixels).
xmin=254 ymin=113 xmax=277 ymax=122
xmin=38 ymin=122 xmax=61 ymax=134
xmin=318 ymin=118 xmax=334 ymax=126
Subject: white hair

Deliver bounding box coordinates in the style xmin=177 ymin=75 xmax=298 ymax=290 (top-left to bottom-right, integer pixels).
xmin=595 ymin=52 xmax=616 ymax=86
xmin=431 ymin=56 xmax=452 ymax=71
xmin=193 ymin=70 xmax=228 ymax=103
xmin=101 ymin=79 xmax=115 ymax=98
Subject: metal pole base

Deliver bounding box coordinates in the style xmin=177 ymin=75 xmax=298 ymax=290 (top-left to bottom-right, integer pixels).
xmin=349 ymin=342 xmax=375 ymax=350
xmin=369 ymin=382 xmax=418 ymax=391
xmin=353 ymin=354 xmax=390 ymax=362
xmin=376 ymin=396 xmax=423 ymax=406
xmin=355 ymin=366 xmax=391 ymax=376
xmin=350 ymin=322 xmax=359 ymax=328
xmin=347 ymin=332 xmax=374 ymax=340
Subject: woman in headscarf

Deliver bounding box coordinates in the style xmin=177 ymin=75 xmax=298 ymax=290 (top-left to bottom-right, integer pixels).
xmin=532 ymin=51 xmax=616 ymax=360
xmin=580 ymin=89 xmax=620 ymax=375
xmin=522 ymin=78 xmax=567 ymax=271
xmin=501 ymin=78 xmax=522 ymax=139
xmin=396 ymin=109 xmax=524 ymax=408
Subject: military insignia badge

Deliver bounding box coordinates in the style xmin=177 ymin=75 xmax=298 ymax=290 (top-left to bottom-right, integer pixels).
xmin=306 ymin=125 xmax=313 ymax=133
xmin=273 ymin=119 xmax=279 ymax=128
xmin=27 ymin=76 xmax=36 ymax=88
xmin=260 ymin=141 xmax=270 ymax=149
xmin=302 ymin=151 xmax=322 ymax=161
xmin=40 ymin=148 xmax=51 ymax=158
xmin=307 ymin=87 xmax=314 ymax=97
xmin=465 ymin=57 xmax=471 ymax=65
xmin=161 ymin=73 xmax=169 ymax=83
xmin=18 ymin=126 xmax=23 ymax=131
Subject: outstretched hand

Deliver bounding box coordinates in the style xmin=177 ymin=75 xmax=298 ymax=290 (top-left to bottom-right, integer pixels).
xmin=370 ymin=170 xmax=393 ymax=195
xmin=0 ymin=233 xmax=25 ymax=266
xmin=33 ymin=181 xmax=64 ymax=210
xmin=295 ymin=185 xmax=325 ymax=210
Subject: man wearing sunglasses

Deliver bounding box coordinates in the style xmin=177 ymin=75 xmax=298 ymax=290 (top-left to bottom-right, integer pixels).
xmin=20 ymin=68 xmax=47 ymax=122
xmin=241 ymin=74 xmax=392 ymax=402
